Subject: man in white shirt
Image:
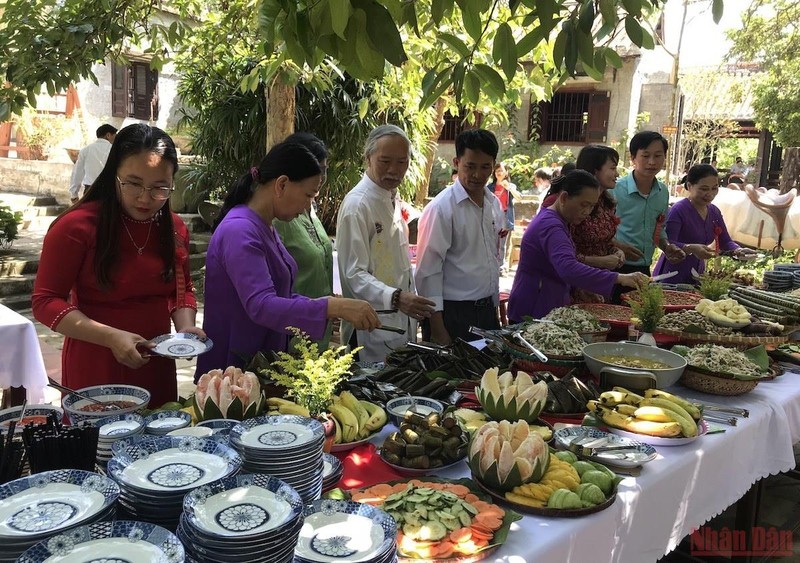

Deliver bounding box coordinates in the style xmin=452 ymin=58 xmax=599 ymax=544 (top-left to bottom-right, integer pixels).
xmin=415 ymin=129 xmax=505 ymax=345
xmin=336 ymin=125 xmax=435 ymax=362
xmin=69 ymin=124 xmax=117 ymax=204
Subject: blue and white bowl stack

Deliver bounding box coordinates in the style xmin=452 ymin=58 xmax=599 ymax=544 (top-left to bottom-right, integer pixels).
xmin=143 ymin=410 xmax=192 ymax=435
xmin=61 ymin=384 xmax=150 ymax=425
xmin=93 ymin=413 xmax=145 ymax=467
xmin=106 ymin=435 xmax=242 ymax=529
xmin=0 ymin=470 xmax=118 ymax=562
xmin=229 ymin=415 xmax=325 ymax=503
xmin=16 ymin=520 xmax=184 ymax=563
xmin=294 ymin=499 xmax=398 ymax=563
xmin=177 ymin=473 xmax=304 ymax=563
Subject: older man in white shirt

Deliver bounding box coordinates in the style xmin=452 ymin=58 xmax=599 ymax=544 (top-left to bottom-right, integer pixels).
xmin=415 ymin=129 xmax=505 ymax=345
xmin=336 ymin=125 xmax=435 ymax=363
xmin=69 ymin=124 xmax=117 ymax=204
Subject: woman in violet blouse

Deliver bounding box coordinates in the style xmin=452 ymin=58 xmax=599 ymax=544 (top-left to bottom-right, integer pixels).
xmin=508 ymin=171 xmax=649 ymax=321
xmin=653 ymin=164 xmax=756 ymax=284
xmin=196 ymin=142 xmax=379 ymax=378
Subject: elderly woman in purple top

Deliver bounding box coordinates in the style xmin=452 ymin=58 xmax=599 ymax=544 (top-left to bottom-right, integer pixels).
xmin=195 ymin=142 xmax=380 ymax=379
xmin=508 ymin=171 xmax=649 ymax=321
xmin=653 ymin=164 xmax=756 ymax=284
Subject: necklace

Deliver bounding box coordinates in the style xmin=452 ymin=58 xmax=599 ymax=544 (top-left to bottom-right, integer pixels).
xmin=122 ymin=218 xmax=153 ymax=255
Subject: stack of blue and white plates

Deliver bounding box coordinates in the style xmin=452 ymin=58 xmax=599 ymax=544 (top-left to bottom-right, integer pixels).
xmin=321 ymin=453 xmax=344 ymax=493
xmin=93 ymin=413 xmax=144 ymax=467
xmin=229 ymin=415 xmax=325 ymax=503
xmin=143 ymin=410 xmax=192 ymax=435
xmin=106 ymin=435 xmax=242 ymax=529
xmin=764 ymin=270 xmax=793 ymax=291
xmin=0 ymin=470 xmax=118 ymax=562
xmin=294 ymin=499 xmax=398 ymax=563
xmin=178 ymin=473 xmax=304 ymax=563
xmin=16 ymin=520 xmax=184 ymax=562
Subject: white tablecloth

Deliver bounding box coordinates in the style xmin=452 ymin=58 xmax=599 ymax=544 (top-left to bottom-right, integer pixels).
xmin=0 ymin=304 xmax=48 ymax=403
xmin=368 ymin=373 xmax=800 ymax=562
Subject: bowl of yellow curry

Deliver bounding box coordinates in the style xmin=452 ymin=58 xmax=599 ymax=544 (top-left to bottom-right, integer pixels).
xmin=582 ymin=342 xmax=687 ymax=389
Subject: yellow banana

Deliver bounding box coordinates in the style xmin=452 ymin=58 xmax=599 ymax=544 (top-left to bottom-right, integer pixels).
xmin=587 ymin=400 xmax=600 ymax=412
xmin=266 ymin=396 xmax=302 ymax=409
xmin=612 ymin=387 xmax=645 ymax=403
xmin=332 ymin=415 xmax=343 ymax=444
xmin=597 ymin=405 xmax=681 ymax=437
xmin=329 ymin=404 xmax=359 ymax=442
xmin=600 ymin=391 xmax=640 ymax=407
xmin=633 ymin=406 xmax=675 ymax=423
xmin=360 ymin=400 xmax=387 ymax=433
xmin=339 ymin=391 xmax=369 ymax=438
xmin=615 ymin=404 xmax=638 ymax=416
xmin=643 ymin=389 xmax=702 ymax=420
xmin=638 ymin=398 xmax=697 ymax=437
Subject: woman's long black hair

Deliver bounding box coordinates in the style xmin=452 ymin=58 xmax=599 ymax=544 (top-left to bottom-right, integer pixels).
xmin=544 ymin=169 xmax=600 ymax=199
xmin=576 ymin=144 xmax=619 ymax=209
xmin=53 ymin=123 xmax=178 ymax=289
xmin=213 ymin=141 xmax=323 ymax=230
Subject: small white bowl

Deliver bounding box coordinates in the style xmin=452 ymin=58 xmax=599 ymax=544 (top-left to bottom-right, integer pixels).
xmin=386 ymin=396 xmax=444 ymax=427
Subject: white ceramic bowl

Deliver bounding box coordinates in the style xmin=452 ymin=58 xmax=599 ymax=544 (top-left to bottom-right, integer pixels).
xmin=386 ymin=396 xmax=444 ymax=427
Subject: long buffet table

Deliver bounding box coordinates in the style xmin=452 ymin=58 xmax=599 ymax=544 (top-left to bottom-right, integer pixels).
xmin=363 ymin=370 xmax=800 ymax=562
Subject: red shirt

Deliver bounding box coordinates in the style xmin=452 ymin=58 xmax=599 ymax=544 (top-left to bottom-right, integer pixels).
xmin=32 ymin=201 xmax=197 ymax=406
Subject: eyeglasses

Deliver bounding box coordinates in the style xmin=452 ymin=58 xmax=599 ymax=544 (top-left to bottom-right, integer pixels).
xmin=116 ymin=177 xmax=174 ymax=200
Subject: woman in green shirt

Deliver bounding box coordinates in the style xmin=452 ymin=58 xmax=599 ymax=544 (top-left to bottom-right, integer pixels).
xmin=273 ymin=132 xmax=335 ymax=348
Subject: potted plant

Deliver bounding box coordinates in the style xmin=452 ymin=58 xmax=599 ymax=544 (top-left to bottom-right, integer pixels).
xmin=260 ymin=328 xmax=361 ymax=450
xmin=628 ymin=284 xmax=665 ymax=346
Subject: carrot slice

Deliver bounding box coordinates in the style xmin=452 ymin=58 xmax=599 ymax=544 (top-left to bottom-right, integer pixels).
xmin=447 ymin=484 xmax=470 ymax=497
xmin=469 ymin=525 xmax=494 ymax=541
xmin=473 ymin=537 xmax=489 ymax=548
xmin=474 ymin=513 xmax=503 ymax=530
xmin=464 ymin=493 xmax=481 ymax=504
xmin=449 ymin=527 xmax=472 ymax=543
xmin=436 ymin=541 xmax=455 ymax=558
xmin=370 ymin=483 xmax=394 ymax=498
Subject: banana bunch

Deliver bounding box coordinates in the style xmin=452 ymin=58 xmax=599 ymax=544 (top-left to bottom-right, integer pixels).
xmin=589 ymin=387 xmax=702 ymax=438
xmin=329 ymin=391 xmax=387 ymax=444
xmin=696 ymin=298 xmax=751 ymax=326
xmin=506 ymin=454 xmax=581 ymax=507
xmin=265 ymin=392 xmax=388 ymax=444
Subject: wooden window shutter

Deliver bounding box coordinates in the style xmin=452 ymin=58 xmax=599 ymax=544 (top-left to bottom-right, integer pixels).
xmin=586 ymin=92 xmax=610 ymax=142
xmin=132 ymin=62 xmax=151 ymax=120
xmin=111 ymin=62 xmax=128 ymax=117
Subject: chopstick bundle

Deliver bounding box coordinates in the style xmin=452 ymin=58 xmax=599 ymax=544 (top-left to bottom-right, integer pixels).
xmin=0 ymin=421 xmax=26 ymax=484
xmin=21 ymin=412 xmax=99 ymax=474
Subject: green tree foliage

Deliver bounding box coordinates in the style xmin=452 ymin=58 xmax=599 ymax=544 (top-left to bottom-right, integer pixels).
xmin=728 ymin=0 xmax=800 ymax=148
xmin=0 ymin=0 xmax=200 ymax=121
xmin=258 ymin=0 xmax=678 ymax=108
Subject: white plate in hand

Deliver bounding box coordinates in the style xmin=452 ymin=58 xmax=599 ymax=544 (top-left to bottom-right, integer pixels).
xmin=150 ymin=333 xmax=213 ymax=359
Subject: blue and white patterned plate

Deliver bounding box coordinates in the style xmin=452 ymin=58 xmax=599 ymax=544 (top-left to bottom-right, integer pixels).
xmin=386 ymin=396 xmax=444 ymax=427
xmin=295 ymin=499 xmax=397 ymax=563
xmin=0 ymin=470 xmax=119 ymax=539
xmin=230 ymin=415 xmax=325 ymax=451
xmin=108 ymin=436 xmax=242 ymax=493
xmin=151 ymin=332 xmax=214 ymax=359
xmin=183 ymin=473 xmax=303 ymax=539
xmin=322 ymin=453 xmax=343 ymax=482
xmin=16 ymin=520 xmax=184 ymax=563
xmin=554 ymin=427 xmax=658 ymax=467
xmin=144 ymin=410 xmax=192 ymax=434
xmin=196 ymin=418 xmax=238 ymax=434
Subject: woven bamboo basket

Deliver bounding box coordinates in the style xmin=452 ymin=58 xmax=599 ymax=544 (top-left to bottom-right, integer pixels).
xmin=655 ymin=327 xmax=790 ymax=349
xmin=679 ymin=366 xmax=759 ymax=396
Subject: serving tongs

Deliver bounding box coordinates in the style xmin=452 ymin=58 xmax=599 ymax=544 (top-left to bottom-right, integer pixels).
xmin=698 ymin=402 xmax=749 ymax=418
xmin=701 ymin=412 xmax=738 ymax=426
xmin=510 ymin=331 xmax=549 ymax=363
xmin=406 ymin=341 xmax=455 ymax=357
xmin=567 ymin=435 xmax=640 ymax=457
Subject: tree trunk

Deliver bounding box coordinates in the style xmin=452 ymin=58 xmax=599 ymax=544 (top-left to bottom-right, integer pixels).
xmin=780 ymin=147 xmax=800 ymax=194
xmin=415 ymin=97 xmax=448 ymax=207
xmin=265 ymin=74 xmax=296 ymax=151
